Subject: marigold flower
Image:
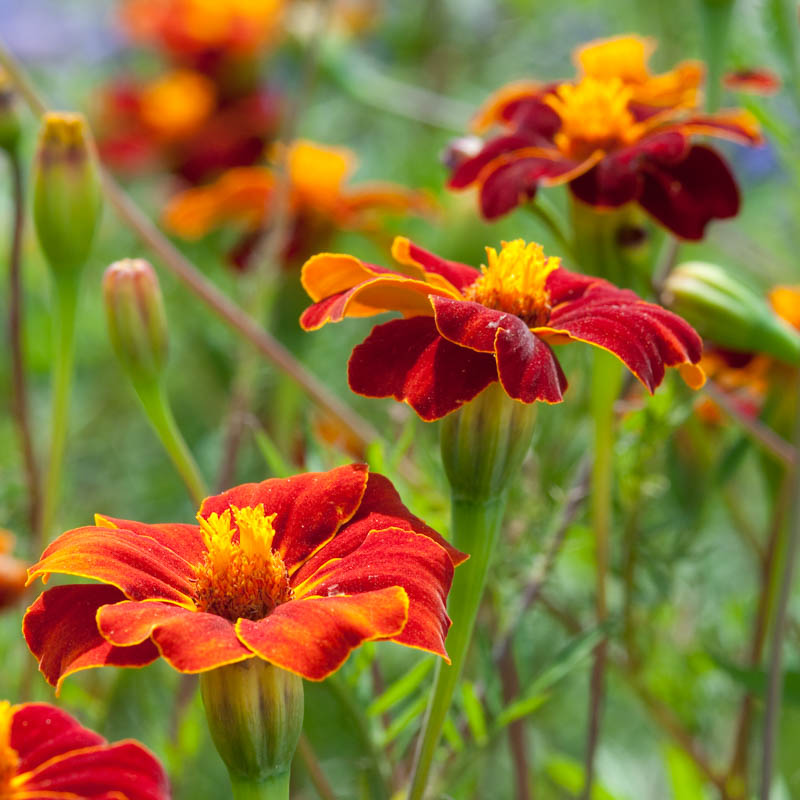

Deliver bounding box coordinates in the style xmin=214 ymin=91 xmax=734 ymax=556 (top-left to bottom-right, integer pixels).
xmin=300 ymin=236 xmax=704 ymax=421
xmin=164 ymin=139 xmax=431 ymax=268
xmin=24 ymin=464 xmax=462 ymax=690
xmin=0 ymin=700 xmax=169 ymax=800
xmin=0 ymin=531 xmax=27 ymax=612
xmin=449 ymin=34 xmax=762 ymax=239
xmin=724 ymin=68 xmax=781 ymax=95
xmin=120 ymin=0 xmax=286 ymax=58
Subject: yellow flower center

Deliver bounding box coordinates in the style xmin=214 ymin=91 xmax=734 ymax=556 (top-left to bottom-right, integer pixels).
xmin=0 ymin=701 xmax=19 ymax=796
xmin=464 ymin=239 xmax=559 ymax=326
xmin=544 ymin=77 xmax=642 ymax=159
xmin=195 ymin=505 xmax=294 ymax=622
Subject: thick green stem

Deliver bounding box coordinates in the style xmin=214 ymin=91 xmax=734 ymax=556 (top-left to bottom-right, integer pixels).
xmin=407 ymin=493 xmax=508 ymax=800
xmin=134 ymin=380 xmax=208 ymax=506
xmin=581 ymin=348 xmax=622 ymax=800
xmin=230 ymin=773 xmax=290 ymax=800
xmin=39 ymin=276 xmax=78 ymax=547
xmin=698 ymin=0 xmax=735 ymax=112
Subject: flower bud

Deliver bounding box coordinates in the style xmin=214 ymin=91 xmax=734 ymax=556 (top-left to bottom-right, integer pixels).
xmin=663 ymin=261 xmax=800 ymax=365
xmin=0 ymin=71 xmax=21 ymax=154
xmin=199 ymin=660 xmax=303 ymax=788
xmin=440 ymin=382 xmax=537 ymax=502
xmin=33 ymin=112 xmax=102 ymax=277
xmin=103 ymin=259 xmax=168 ymax=387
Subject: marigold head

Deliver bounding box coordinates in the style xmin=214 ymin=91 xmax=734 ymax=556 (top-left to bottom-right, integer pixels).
xmin=139 ymin=70 xmax=215 ymax=139
xmin=464 ymin=239 xmax=559 ymax=326
xmin=195 ymin=504 xmax=293 ymax=622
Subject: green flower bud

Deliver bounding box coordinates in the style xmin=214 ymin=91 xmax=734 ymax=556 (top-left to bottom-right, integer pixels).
xmin=33 ymin=112 xmax=102 ymax=277
xmin=663 ymin=261 xmax=800 ymax=365
xmin=440 ymin=382 xmax=537 ymax=502
xmin=0 ymin=71 xmax=21 ymax=154
xmin=200 ymin=660 xmax=304 ymax=792
xmin=103 ymin=259 xmax=168 ymax=387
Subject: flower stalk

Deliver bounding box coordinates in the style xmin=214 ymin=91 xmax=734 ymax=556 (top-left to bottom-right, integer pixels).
xmin=408 ymin=383 xmax=537 ymax=800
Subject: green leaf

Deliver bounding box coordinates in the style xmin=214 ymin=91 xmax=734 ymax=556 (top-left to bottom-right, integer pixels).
xmin=252 ymin=426 xmax=293 ymax=478
xmin=367 ymin=657 xmax=433 ymax=717
xmin=378 ymin=693 xmax=428 ymax=747
xmin=664 ymin=744 xmax=710 ymax=800
xmin=545 ymin=755 xmax=625 ymax=800
xmin=460 ymin=680 xmax=489 ymax=746
xmin=712 ymin=654 xmax=800 ymax=704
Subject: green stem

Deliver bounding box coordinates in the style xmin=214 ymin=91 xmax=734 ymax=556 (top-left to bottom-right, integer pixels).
xmin=698 ymin=0 xmax=735 ymax=113
xmin=581 ymin=348 xmax=622 ymax=800
xmin=134 ymin=380 xmax=208 ymax=506
xmin=39 ymin=275 xmax=78 ymax=547
xmin=230 ymin=773 xmax=290 ymax=800
xmin=527 ymin=196 xmax=577 ymax=262
xmin=407 ymin=493 xmax=508 ymax=800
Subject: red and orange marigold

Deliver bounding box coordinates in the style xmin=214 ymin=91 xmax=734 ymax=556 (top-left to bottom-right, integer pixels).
xmin=447 ymin=35 xmax=762 ymax=239
xmin=0 ymin=700 xmax=169 ymax=800
xmin=24 ymin=465 xmax=462 ymax=689
xmin=300 ymin=236 xmax=705 ymax=421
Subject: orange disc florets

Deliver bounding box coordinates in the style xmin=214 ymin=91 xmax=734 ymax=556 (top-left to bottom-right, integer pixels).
xmin=464 ymin=239 xmax=559 ymax=327
xmin=195 ymin=504 xmax=294 ymax=622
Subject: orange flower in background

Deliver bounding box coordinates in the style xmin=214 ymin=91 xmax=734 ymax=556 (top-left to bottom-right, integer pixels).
xmin=0 ymin=530 xmax=26 ymax=612
xmin=120 ymin=0 xmax=286 ymax=58
xmin=301 ymin=236 xmax=704 ymax=420
xmin=450 ymin=35 xmax=761 ymax=239
xmin=24 ymin=465 xmax=463 ymax=689
xmin=164 ymin=139 xmax=432 ymax=268
xmin=0 ymin=701 xmax=169 ymax=799
xmin=724 ymin=68 xmax=781 ymax=96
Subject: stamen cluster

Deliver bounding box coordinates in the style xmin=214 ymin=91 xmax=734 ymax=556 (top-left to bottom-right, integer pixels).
xmin=195 ymin=504 xmax=294 ymax=622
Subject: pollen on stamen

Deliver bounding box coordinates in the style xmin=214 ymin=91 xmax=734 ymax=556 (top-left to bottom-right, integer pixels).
xmin=195 ymin=504 xmax=294 ymax=622
xmin=464 ymin=239 xmax=560 ymax=327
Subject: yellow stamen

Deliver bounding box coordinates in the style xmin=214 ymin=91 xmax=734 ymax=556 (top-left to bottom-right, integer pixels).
xmin=0 ymin=701 xmax=19 ymax=793
xmin=195 ymin=505 xmax=293 ymax=622
xmin=464 ymin=240 xmax=559 ymax=326
xmin=544 ymin=77 xmax=643 ymax=159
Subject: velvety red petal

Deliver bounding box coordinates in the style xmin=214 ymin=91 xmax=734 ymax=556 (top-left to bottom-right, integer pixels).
xmin=20 ymin=740 xmax=169 ymax=800
xmin=11 ymin=704 xmax=104 ymax=774
xmin=638 ymin=145 xmax=740 ymax=240
xmin=235 ymin=587 xmax=408 ymax=681
xmin=391 ymin=236 xmax=480 ymax=293
xmin=348 ymin=316 xmax=498 ymax=421
xmin=294 ymin=528 xmax=454 ymax=660
xmin=23 ymin=585 xmax=159 ymax=691
xmin=97 ymin=601 xmax=254 ymax=673
xmin=448 ymin=133 xmax=542 ymax=189
xmin=431 ymin=296 xmax=566 ymax=403
xmin=29 ymin=526 xmax=198 ymax=606
xmin=94 ymin=516 xmax=206 ymax=566
xmin=200 ymin=464 xmax=369 ymax=574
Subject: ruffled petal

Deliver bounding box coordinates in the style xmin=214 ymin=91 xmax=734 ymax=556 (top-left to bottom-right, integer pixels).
xmin=235 ymin=587 xmax=409 ymax=681
xmin=637 ymin=145 xmax=740 ymax=240
xmin=293 ymin=528 xmax=454 ymax=660
xmin=348 ymin=316 xmax=498 ymax=421
xmin=471 ymin=81 xmax=544 ymax=132
xmin=23 ymin=585 xmax=159 ymax=691
xmin=94 ymin=516 xmax=206 ymax=566
xmin=300 ymin=253 xmax=389 ymax=302
xmin=97 ymin=602 xmax=254 ymax=673
xmin=28 ymin=526 xmax=198 ymax=606
xmin=200 ymin=464 xmax=369 ymax=574
xmin=18 ymin=739 xmax=169 ymax=800
xmin=666 ymin=110 xmax=763 ymax=145
xmin=448 ymin=134 xmax=545 ymax=189
xmin=391 ymin=236 xmax=480 ymax=293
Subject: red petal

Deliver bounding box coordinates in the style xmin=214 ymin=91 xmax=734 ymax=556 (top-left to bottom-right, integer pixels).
xmin=448 ymin=133 xmax=542 ymax=189
xmin=23 ymin=585 xmax=158 ymax=691
xmin=200 ymin=464 xmax=369 ymax=574
xmin=97 ymin=602 xmax=254 ymax=673
xmin=294 ymin=528 xmax=454 ymax=660
xmin=94 ymin=516 xmax=206 ymax=566
xmin=11 ymin=704 xmax=104 ymax=774
xmin=431 ymin=296 xmax=566 ymax=403
xmin=391 ymin=236 xmax=480 ymax=293
xmin=235 ymin=587 xmax=408 ymax=680
xmin=638 ymin=145 xmax=740 ymax=240
xmin=348 ymin=316 xmax=498 ymax=421
xmin=20 ymin=739 xmax=169 ymax=800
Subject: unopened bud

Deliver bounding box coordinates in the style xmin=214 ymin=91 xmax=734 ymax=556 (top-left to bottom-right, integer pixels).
xmin=0 ymin=71 xmax=21 ymax=154
xmin=200 ymin=660 xmax=303 ymax=789
xmin=33 ymin=112 xmax=102 ymax=276
xmin=663 ymin=261 xmax=800 ymax=364
xmin=103 ymin=259 xmax=168 ymax=387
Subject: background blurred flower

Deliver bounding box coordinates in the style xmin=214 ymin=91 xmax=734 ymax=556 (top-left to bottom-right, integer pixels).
xmin=723 ymin=68 xmax=781 ymax=95
xmin=0 ymin=700 xmax=169 ymax=800
xmin=0 ymin=531 xmax=27 ymax=612
xmin=301 ymin=236 xmax=704 ymax=420
xmin=448 ymin=34 xmax=761 ymax=239
xmin=24 ymin=464 xmax=463 ymax=689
